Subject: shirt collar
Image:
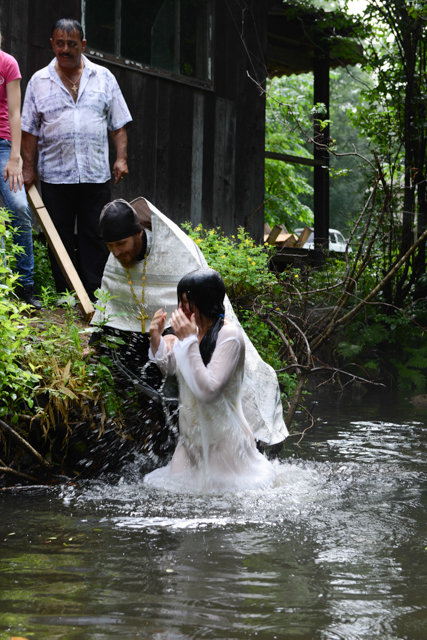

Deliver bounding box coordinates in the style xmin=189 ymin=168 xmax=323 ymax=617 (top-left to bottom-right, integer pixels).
xmin=47 ymin=54 xmax=95 ymax=79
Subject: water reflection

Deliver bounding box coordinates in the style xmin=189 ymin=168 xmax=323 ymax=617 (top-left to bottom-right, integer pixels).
xmin=1 ymin=404 xmax=426 ymax=639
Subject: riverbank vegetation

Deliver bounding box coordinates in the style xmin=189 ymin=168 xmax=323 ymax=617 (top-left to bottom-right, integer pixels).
xmin=0 ymin=209 xmax=149 ymax=486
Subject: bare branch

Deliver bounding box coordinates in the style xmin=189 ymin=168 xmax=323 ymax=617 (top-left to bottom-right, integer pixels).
xmin=0 ymin=418 xmax=52 ymax=469
xmin=0 ymin=466 xmax=39 ymax=483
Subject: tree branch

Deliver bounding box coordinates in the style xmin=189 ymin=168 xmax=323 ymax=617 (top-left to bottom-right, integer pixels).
xmin=0 ymin=418 xmax=52 ymax=469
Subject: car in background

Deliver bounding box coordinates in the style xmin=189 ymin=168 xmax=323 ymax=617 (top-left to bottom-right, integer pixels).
xmin=294 ymin=228 xmax=351 ymax=253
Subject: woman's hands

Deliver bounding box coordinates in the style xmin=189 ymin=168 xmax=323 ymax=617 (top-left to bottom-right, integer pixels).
xmin=149 ymin=307 xmax=197 ymax=355
xmin=149 ymin=308 xmax=167 ymax=355
xmin=171 ymin=308 xmax=197 ymax=340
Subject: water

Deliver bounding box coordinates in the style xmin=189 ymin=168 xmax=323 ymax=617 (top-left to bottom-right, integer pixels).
xmin=1 ymin=399 xmax=426 ymax=639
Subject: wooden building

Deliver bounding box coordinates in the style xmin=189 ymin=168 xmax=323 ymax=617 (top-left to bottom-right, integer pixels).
xmin=0 ymin=0 xmax=361 ymax=243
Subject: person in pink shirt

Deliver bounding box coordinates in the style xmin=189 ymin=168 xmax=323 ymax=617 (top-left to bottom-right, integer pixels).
xmin=0 ymin=32 xmax=40 ymax=308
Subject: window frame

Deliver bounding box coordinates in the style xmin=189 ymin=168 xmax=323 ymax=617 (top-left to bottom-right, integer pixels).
xmin=81 ymin=0 xmax=214 ymax=91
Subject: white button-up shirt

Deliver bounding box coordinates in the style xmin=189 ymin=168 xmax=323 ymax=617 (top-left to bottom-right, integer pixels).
xmin=21 ymin=55 xmax=132 ymax=184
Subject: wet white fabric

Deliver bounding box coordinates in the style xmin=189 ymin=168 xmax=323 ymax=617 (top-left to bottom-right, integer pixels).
xmin=144 ymin=324 xmax=276 ymax=492
xmin=92 ymin=198 xmax=288 ymax=445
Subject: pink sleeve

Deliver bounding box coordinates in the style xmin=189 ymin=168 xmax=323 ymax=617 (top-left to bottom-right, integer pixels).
xmin=2 ymin=52 xmax=21 ymax=84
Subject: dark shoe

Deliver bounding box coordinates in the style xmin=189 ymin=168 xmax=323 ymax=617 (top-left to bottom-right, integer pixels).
xmin=16 ymin=285 xmax=43 ymax=310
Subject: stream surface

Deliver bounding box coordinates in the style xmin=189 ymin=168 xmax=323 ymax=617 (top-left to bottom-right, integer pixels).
xmin=1 ymin=396 xmax=426 ymax=639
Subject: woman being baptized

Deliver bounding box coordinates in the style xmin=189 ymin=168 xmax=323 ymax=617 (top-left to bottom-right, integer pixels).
xmin=144 ymin=268 xmax=277 ymax=492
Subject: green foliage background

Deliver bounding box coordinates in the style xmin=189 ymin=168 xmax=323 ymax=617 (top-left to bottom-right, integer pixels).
xmin=265 ymin=74 xmax=314 ymax=230
xmin=265 ymin=67 xmax=372 ymax=236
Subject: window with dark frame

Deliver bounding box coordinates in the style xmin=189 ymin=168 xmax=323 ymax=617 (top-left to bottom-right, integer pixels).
xmin=83 ymin=0 xmax=212 ymax=84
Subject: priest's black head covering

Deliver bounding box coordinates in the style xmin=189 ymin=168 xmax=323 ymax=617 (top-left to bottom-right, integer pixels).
xmin=99 ymin=199 xmax=142 ymax=242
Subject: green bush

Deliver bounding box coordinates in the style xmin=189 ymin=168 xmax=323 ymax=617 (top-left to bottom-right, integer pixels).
xmin=0 ymin=207 xmax=122 ymax=433
xmin=0 ymin=209 xmax=41 ymax=420
xmin=182 ymin=223 xmax=277 ymax=298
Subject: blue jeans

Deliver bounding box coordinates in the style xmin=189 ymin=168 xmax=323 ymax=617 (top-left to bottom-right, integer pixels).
xmin=0 ymin=138 xmax=35 ymax=287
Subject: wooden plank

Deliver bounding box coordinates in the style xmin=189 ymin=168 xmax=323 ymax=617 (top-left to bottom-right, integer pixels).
xmin=26 ymin=185 xmax=94 ymax=321
xmin=295 ymin=226 xmax=312 ymax=248
xmin=266 ymin=224 xmax=285 ymax=245
xmin=191 ymin=92 xmax=204 ymax=227
xmin=277 ymin=234 xmax=298 ymax=248
xmin=265 ymin=224 xmax=299 ymax=247
xmin=213 ymin=97 xmax=236 ymax=228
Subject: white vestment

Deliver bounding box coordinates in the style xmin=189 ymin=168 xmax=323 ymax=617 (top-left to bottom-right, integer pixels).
xmin=92 ymin=199 xmax=288 ymax=445
xmin=145 ymin=325 xmax=276 ymax=492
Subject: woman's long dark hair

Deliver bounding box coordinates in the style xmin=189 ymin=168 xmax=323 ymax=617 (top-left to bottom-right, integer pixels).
xmin=177 ymin=269 xmax=225 ymax=365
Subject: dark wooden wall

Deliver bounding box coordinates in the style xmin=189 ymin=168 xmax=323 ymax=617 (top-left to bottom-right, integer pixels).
xmin=0 ymin=0 xmax=267 ymax=240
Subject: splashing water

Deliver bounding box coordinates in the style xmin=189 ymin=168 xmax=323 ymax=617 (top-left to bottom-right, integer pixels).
xmin=2 ymin=405 xmax=427 ymax=640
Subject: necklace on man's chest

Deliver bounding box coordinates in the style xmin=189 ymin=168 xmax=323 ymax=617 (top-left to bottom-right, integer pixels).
xmin=56 ymin=63 xmax=84 ymax=100
xmin=125 ymin=255 xmax=149 ymax=332
xmin=66 ymin=76 xmax=81 ymax=97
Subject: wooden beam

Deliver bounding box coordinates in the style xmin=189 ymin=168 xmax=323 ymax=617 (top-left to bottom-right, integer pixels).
xmin=26 ymin=185 xmax=94 ymax=321
xmin=294 ymin=226 xmax=312 ymax=248
xmin=313 ymin=54 xmax=330 ymax=250
xmin=265 ymin=150 xmax=323 ymax=167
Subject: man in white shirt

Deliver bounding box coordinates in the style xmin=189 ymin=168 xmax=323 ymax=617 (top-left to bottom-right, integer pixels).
xmin=21 ymin=18 xmax=132 ymax=300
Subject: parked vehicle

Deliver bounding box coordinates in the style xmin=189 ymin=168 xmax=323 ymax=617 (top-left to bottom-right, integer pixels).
xmin=294 ymin=228 xmax=351 ymax=253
